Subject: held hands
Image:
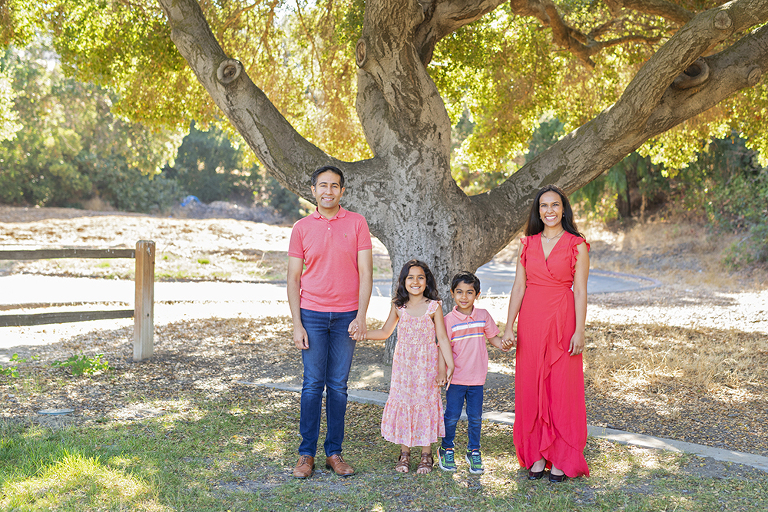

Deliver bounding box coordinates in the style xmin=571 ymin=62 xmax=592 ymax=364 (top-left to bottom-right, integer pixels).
xmin=501 ymin=329 xmax=517 ymax=350
xmin=436 ymin=368 xmax=447 ymax=387
xmin=490 ymin=336 xmax=511 ymax=353
xmin=435 ymin=365 xmax=454 ymax=388
xmin=347 ymin=316 xmax=368 ymax=341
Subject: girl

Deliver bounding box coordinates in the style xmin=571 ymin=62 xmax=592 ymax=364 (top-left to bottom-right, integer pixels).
xmin=366 ymin=260 xmax=455 ymax=474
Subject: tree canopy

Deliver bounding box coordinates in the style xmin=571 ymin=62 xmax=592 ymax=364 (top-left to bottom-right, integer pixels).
xmin=6 ymin=0 xmax=765 ymax=179
xmin=0 ymin=42 xmax=182 ymax=208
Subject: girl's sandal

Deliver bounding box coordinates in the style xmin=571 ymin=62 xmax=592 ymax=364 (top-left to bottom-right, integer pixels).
xmin=395 ymin=451 xmax=411 ymax=473
xmin=417 ymin=452 xmax=433 ymax=474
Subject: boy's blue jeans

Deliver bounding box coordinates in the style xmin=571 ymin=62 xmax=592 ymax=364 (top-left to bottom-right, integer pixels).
xmin=442 ymin=384 xmax=484 ymax=452
xmin=298 ymin=308 xmax=357 ymax=457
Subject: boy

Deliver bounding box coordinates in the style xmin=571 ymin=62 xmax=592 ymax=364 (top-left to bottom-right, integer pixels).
xmin=438 ymin=271 xmax=508 ymax=474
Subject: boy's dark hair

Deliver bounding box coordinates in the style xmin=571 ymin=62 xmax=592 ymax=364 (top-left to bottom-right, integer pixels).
xmin=311 ymin=165 xmax=345 ymax=188
xmin=394 ymin=259 xmax=440 ymax=308
xmin=451 ymin=271 xmax=481 ymax=294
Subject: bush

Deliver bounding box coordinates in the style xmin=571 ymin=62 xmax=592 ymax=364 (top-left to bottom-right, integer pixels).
xmin=260 ymin=174 xmax=301 ymax=221
xmin=90 ymin=156 xmax=183 ymax=213
xmin=165 ymin=124 xmax=259 ymax=204
xmin=674 ymin=135 xmax=767 ymax=267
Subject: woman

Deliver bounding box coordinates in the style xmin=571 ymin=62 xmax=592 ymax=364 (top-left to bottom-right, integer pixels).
xmin=503 ymin=184 xmax=590 ymax=482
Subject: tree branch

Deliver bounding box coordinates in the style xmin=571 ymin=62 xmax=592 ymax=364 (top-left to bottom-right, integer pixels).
xmin=155 ymin=0 xmax=356 ymax=196
xmin=355 ymin=0 xmax=455 ymax=154
xmin=510 ymin=0 xmax=691 ymax=68
xmin=480 ymin=0 xmax=768 ymax=244
xmin=613 ymin=0 xmax=768 ymax=131
xmin=616 ymin=0 xmax=695 ymax=25
xmin=413 ymin=0 xmax=507 ymax=65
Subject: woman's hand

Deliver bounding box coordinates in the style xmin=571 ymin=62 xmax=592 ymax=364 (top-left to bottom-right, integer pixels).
xmin=569 ymin=331 xmax=585 ymax=356
xmin=502 ymin=328 xmax=517 ymax=350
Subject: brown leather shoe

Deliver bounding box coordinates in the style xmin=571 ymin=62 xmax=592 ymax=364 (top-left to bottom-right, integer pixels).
xmin=292 ymin=455 xmax=315 ymax=479
xmin=325 ymin=454 xmax=354 ymax=477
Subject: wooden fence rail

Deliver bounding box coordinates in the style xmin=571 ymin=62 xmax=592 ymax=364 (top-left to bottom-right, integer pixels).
xmin=0 ymin=241 xmax=155 ymax=361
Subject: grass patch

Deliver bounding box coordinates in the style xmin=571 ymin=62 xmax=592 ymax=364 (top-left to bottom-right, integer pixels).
xmin=1 ymin=388 xmax=766 ymax=511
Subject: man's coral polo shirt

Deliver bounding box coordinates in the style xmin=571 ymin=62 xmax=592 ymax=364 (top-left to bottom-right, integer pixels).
xmin=288 ymin=207 xmax=372 ymax=312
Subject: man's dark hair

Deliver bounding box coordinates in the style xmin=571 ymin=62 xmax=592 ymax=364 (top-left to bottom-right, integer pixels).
xmin=311 ymin=165 xmax=345 ymax=188
xmin=451 ymin=271 xmax=481 ymax=294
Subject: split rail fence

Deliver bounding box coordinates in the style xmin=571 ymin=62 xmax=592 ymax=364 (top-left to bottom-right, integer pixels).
xmin=0 ymin=241 xmax=156 ymax=361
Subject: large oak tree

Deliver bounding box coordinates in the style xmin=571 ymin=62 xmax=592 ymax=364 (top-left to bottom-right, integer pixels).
xmin=153 ymin=0 xmax=767 ymax=288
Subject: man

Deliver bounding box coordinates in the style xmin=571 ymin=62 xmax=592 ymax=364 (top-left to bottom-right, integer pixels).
xmin=287 ymin=165 xmax=373 ymax=479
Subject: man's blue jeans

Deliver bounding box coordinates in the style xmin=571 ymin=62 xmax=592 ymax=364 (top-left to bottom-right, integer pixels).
xmin=298 ymin=308 xmax=357 ymax=457
xmin=442 ymin=384 xmax=484 ymax=452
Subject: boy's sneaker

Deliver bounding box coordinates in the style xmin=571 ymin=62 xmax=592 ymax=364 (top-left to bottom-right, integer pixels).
xmin=465 ymin=449 xmax=485 ymax=474
xmin=438 ymin=447 xmax=456 ymax=471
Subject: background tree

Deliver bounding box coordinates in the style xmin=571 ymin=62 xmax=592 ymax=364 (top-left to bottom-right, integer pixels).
xmin=6 ymin=0 xmax=768 ymax=358
xmin=163 ymin=123 xmax=302 ymax=218
xmin=0 ymin=42 xmax=182 ymax=210
xmin=166 ymin=123 xmax=257 ymax=204
xmin=0 ymin=52 xmax=21 ymax=142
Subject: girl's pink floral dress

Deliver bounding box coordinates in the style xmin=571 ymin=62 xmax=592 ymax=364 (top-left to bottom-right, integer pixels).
xmin=381 ymin=299 xmax=445 ymax=446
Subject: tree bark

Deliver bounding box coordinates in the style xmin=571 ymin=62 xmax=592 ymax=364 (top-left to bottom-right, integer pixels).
xmin=156 ymin=0 xmax=768 ymax=361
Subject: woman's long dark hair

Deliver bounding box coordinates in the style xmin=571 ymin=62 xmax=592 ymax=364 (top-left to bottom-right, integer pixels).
xmin=393 ymin=259 xmax=440 ymax=308
xmin=525 ymin=184 xmax=584 ymax=238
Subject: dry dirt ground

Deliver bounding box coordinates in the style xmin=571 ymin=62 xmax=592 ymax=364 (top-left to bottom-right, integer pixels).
xmin=1 ymin=205 xmax=767 ymax=461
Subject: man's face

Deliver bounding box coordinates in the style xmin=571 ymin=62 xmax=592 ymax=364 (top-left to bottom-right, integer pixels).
xmin=311 ymin=171 xmax=344 ymax=211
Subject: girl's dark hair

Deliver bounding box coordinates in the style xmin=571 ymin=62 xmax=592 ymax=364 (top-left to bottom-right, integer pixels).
xmin=525 ymin=184 xmax=584 ymax=238
xmin=394 ymin=259 xmax=440 ymax=308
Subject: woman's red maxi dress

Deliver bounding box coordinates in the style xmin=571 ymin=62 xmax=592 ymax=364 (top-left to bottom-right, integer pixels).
xmin=514 ymin=231 xmax=590 ymax=477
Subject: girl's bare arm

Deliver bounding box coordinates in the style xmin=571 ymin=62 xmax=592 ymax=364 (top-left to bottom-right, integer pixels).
xmin=432 ymin=307 xmax=454 ymax=385
xmin=364 ymin=304 xmax=399 ymax=340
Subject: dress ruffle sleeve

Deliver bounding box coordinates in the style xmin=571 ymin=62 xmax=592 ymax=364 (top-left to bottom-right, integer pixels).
xmin=519 ymin=236 xmax=530 ymax=268
xmin=570 ymin=236 xmax=590 ymax=276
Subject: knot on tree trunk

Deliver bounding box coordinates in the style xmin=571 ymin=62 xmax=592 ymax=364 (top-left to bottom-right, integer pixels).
xmin=217 ymin=59 xmax=242 ymax=85
xmin=747 ymin=67 xmax=762 ymax=87
xmin=356 ymin=39 xmax=367 ymax=68
xmin=713 ymin=10 xmax=732 ymax=31
xmin=672 ymin=58 xmax=710 ymax=90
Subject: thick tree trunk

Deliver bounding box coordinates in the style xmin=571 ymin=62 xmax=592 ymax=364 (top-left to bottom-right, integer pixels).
xmin=157 ymin=0 xmax=768 ymax=362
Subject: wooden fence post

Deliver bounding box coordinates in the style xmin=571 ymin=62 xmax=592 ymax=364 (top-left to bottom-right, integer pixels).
xmin=134 ymin=240 xmax=155 ymax=361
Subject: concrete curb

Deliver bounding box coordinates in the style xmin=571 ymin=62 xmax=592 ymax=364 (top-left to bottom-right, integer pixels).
xmin=240 ymin=381 xmax=768 ymax=473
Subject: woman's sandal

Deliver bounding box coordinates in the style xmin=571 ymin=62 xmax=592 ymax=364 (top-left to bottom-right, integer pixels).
xmin=395 ymin=451 xmax=411 ymax=473
xmin=417 ymin=452 xmax=433 ymax=474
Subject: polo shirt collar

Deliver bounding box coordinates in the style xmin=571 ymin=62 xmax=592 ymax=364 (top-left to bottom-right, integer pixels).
xmin=451 ymin=305 xmax=476 ymax=320
xmin=311 ymin=206 xmax=348 ymax=221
